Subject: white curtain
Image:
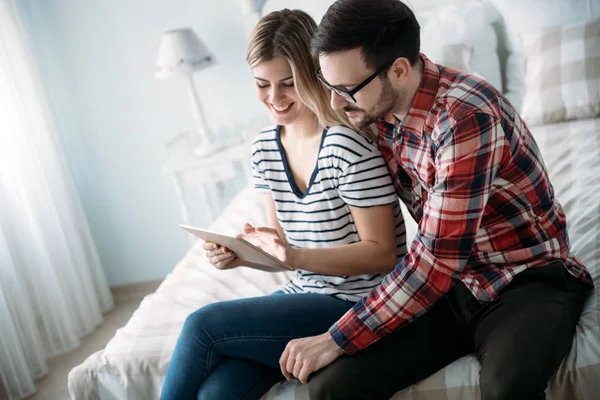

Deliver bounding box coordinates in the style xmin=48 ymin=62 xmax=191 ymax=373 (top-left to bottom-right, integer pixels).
xmin=0 ymin=0 xmax=114 ymax=399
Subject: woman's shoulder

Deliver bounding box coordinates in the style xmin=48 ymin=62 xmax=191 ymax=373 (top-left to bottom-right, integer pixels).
xmin=251 ymin=124 xmax=278 ymax=148
xmin=322 ymin=125 xmax=378 ymax=159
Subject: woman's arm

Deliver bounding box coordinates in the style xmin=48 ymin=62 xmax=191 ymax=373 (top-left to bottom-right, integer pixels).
xmin=263 ymin=193 xmax=287 ymax=245
xmin=290 ymin=203 xmax=397 ymax=275
xmin=248 ymin=195 xmax=398 ymax=276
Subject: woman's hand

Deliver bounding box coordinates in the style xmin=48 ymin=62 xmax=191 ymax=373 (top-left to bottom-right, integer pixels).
xmin=240 ymin=223 xmax=295 ymax=266
xmin=202 ymin=242 xmax=243 ymax=270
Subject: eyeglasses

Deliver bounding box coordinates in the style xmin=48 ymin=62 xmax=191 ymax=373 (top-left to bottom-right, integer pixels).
xmin=316 ymin=61 xmax=394 ymax=104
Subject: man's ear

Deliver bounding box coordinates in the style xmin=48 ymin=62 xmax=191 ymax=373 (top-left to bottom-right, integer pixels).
xmin=388 ymin=57 xmax=411 ymax=85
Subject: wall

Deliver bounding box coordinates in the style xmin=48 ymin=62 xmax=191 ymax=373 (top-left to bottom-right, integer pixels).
xmin=18 ymin=0 xmax=266 ymax=285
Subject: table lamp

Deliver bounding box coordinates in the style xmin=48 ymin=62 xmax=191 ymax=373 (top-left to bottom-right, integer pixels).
xmin=155 ymin=27 xmax=219 ymax=156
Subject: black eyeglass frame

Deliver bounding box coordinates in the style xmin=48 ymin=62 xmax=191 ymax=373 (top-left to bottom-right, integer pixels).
xmin=316 ymin=61 xmax=394 ymax=104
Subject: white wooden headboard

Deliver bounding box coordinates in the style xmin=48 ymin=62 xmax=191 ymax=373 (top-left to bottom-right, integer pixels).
xmin=262 ymin=0 xmax=473 ymax=19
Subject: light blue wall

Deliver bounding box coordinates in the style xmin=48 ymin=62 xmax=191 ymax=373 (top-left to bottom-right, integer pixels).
xmin=18 ymin=0 xmax=266 ymax=285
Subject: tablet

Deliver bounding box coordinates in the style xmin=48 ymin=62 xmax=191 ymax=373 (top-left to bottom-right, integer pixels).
xmin=180 ymin=224 xmax=294 ymax=272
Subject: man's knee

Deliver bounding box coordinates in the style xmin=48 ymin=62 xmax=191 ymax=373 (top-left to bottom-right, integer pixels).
xmin=308 ymin=365 xmax=349 ymax=400
xmin=480 ymin=367 xmax=547 ymax=400
xmin=308 ymin=357 xmax=381 ymax=400
xmin=308 ymin=356 xmax=364 ymax=400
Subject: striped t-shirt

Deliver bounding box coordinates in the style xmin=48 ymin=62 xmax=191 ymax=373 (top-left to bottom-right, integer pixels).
xmin=251 ymin=124 xmax=407 ymax=302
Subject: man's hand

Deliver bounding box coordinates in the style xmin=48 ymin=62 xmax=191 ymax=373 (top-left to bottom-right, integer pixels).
xmin=279 ymin=332 xmax=344 ymax=384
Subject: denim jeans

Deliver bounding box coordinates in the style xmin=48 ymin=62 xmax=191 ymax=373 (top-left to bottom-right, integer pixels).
xmin=160 ymin=291 xmax=354 ymax=400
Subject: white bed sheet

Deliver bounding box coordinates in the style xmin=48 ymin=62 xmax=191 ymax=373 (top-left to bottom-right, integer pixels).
xmin=68 ymin=119 xmax=600 ymax=400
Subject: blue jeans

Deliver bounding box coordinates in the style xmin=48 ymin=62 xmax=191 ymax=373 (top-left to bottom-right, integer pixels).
xmin=160 ymin=291 xmax=354 ymax=400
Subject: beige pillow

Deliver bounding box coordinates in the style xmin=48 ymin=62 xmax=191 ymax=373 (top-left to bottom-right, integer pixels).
xmin=520 ymin=19 xmax=600 ymax=126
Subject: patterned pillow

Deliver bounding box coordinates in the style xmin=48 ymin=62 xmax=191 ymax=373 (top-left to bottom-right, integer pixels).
xmin=521 ymin=19 xmax=600 ymax=126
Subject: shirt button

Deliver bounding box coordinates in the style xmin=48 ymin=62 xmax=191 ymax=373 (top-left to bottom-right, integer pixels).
xmin=414 ymin=194 xmax=421 ymax=201
xmin=431 ymin=131 xmax=438 ymax=140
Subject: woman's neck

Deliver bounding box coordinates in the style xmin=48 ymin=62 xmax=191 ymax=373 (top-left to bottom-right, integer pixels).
xmin=282 ymin=112 xmax=322 ymax=141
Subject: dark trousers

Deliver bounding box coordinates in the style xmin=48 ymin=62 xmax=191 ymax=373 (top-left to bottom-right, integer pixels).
xmin=308 ymin=260 xmax=591 ymax=400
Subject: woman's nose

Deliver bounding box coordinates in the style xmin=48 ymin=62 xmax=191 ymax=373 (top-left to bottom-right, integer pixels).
xmin=269 ymin=86 xmax=284 ymax=104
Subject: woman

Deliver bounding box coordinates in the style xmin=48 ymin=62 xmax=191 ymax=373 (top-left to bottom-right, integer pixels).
xmin=160 ymin=9 xmax=406 ymax=400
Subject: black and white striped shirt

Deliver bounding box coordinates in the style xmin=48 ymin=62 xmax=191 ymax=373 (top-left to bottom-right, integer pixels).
xmin=251 ymin=125 xmax=407 ymax=301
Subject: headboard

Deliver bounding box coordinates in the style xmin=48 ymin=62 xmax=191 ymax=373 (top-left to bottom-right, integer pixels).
xmin=262 ymin=0 xmax=474 ymax=19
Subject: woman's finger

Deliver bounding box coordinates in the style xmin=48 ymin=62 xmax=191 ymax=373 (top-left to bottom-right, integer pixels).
xmin=207 ymin=251 xmax=234 ymax=264
xmin=257 ymin=238 xmax=274 ymax=253
xmin=255 ymin=227 xmax=279 ymax=238
xmin=242 ymin=223 xmax=255 ymax=234
xmin=202 ymin=242 xmax=218 ymax=251
xmin=240 ymin=232 xmax=261 ymax=239
xmin=208 ymin=247 xmax=234 ymax=258
xmin=205 ymin=250 xmax=220 ymax=259
xmin=215 ymin=258 xmax=234 ymax=269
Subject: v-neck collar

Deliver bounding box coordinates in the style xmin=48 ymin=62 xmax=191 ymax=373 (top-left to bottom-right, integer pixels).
xmin=276 ymin=125 xmax=327 ymax=199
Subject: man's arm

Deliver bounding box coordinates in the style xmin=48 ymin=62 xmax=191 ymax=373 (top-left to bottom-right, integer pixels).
xmin=331 ymin=113 xmax=507 ymax=354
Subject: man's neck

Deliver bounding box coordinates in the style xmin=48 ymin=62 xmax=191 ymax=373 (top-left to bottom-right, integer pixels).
xmin=391 ymin=58 xmax=424 ymax=122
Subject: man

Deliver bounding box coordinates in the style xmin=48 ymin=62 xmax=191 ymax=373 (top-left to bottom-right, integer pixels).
xmin=277 ymin=0 xmax=594 ymax=399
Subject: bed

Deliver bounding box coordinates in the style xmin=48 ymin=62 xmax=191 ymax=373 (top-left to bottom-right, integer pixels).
xmin=68 ymin=0 xmax=600 ymax=398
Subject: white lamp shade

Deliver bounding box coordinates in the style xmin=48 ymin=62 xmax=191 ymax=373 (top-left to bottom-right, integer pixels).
xmin=155 ymin=28 xmax=216 ymax=79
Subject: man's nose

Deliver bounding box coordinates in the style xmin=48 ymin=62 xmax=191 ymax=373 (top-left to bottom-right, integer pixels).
xmin=330 ymin=91 xmax=348 ymax=110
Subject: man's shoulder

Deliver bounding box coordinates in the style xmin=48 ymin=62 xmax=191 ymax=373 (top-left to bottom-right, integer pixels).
xmin=434 ymin=67 xmax=509 ymax=126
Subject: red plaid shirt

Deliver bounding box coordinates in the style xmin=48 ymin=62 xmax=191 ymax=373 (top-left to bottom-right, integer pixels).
xmin=329 ymin=54 xmax=594 ymax=355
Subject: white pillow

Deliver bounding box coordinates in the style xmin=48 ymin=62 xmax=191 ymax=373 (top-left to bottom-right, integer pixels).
xmin=418 ymin=1 xmax=503 ymax=91
xmin=520 ymin=19 xmax=600 ymax=126
xmin=490 ymin=0 xmax=599 ymax=111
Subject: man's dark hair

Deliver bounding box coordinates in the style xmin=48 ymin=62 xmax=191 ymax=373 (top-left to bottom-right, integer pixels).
xmin=312 ymin=0 xmax=420 ymax=70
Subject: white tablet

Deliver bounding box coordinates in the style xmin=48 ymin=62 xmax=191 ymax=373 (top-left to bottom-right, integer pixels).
xmin=180 ymin=224 xmax=294 ymax=272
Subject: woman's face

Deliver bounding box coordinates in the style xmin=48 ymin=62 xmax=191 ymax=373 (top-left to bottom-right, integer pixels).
xmin=253 ymin=56 xmax=309 ymax=126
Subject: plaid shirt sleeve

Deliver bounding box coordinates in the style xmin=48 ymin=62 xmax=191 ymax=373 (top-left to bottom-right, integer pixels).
xmin=329 ymin=113 xmax=507 ymax=354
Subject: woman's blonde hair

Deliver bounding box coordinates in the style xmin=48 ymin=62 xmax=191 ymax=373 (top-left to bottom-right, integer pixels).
xmin=246 ymin=9 xmax=349 ymax=128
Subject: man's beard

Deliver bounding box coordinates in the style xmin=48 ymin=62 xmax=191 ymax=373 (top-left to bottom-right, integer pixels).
xmin=344 ymin=79 xmax=400 ymax=130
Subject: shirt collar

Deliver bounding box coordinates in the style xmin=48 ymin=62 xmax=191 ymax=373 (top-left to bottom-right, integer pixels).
xmin=390 ymin=53 xmax=440 ymax=138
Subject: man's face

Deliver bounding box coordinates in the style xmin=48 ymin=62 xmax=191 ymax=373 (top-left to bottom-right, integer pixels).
xmin=318 ymin=48 xmax=402 ymax=130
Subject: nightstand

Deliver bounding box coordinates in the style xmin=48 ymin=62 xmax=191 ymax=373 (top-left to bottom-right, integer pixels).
xmin=163 ymin=132 xmax=252 ymax=239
